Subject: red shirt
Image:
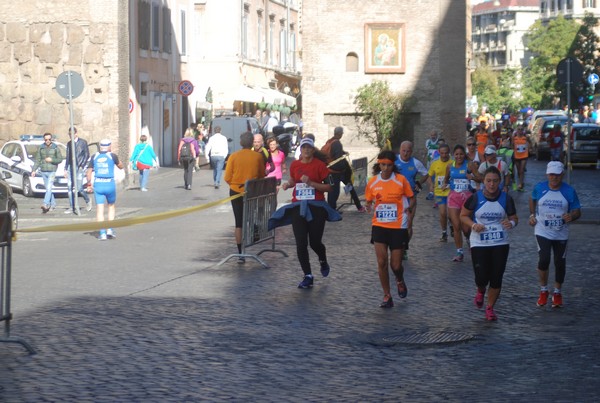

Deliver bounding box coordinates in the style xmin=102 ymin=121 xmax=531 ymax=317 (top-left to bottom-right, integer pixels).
xmin=289 ymin=157 xmax=330 ymax=202
xmin=547 ymin=129 xmax=563 ymax=149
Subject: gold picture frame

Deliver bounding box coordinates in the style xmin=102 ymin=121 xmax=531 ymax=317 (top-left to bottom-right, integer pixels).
xmin=364 ymin=22 xmax=406 ymax=74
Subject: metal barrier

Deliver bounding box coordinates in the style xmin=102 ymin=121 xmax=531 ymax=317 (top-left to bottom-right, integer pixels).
xmin=218 ymin=177 xmax=287 ymax=268
xmin=0 ymin=212 xmax=35 ymax=354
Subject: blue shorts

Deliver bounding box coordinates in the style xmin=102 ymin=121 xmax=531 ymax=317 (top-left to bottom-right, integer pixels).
xmin=94 ymin=181 xmax=116 ymax=205
xmin=435 ymin=195 xmax=448 ymax=205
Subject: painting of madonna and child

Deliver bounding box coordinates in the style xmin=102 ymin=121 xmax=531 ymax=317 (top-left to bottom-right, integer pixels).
xmin=364 ymin=22 xmax=405 ymax=74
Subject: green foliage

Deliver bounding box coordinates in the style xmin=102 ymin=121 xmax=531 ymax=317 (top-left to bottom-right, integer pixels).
xmin=353 ymin=80 xmax=415 ymax=149
xmin=472 ymin=63 xmax=522 ymax=113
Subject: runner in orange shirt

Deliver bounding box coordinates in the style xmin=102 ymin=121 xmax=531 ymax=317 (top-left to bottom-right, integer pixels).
xmin=365 ymin=150 xmax=415 ymax=308
xmin=512 ymin=124 xmax=531 ymax=191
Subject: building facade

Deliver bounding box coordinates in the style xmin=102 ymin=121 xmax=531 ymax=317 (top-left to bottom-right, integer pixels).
xmin=472 ymin=0 xmax=539 ymax=71
xmin=301 ymin=0 xmax=467 ymax=160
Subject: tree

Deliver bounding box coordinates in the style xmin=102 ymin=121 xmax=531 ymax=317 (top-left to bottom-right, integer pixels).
xmin=573 ymin=12 xmax=600 ymax=105
xmin=524 ymin=15 xmax=580 ymax=108
xmin=353 ymin=80 xmax=415 ymax=150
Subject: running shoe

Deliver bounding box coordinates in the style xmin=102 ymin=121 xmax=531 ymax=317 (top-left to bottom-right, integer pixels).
xmin=98 ymin=231 xmax=107 ymax=241
xmin=426 ymin=192 xmax=434 ymax=200
xmin=452 ymin=252 xmax=464 ymax=262
xmin=512 ymin=183 xmax=518 ymax=191
xmin=474 ymin=289 xmax=484 ymax=309
xmin=396 ymin=279 xmax=408 ymax=298
xmin=237 ymin=256 xmax=246 ymax=264
xmin=440 ymin=232 xmax=448 ymax=242
xmin=485 ymin=306 xmax=497 ymax=321
xmin=298 ymin=274 xmax=314 ymax=289
xmin=357 ymin=206 xmax=367 ymax=213
xmin=552 ymin=292 xmax=563 ymax=308
xmin=106 ymin=229 xmax=116 ymax=239
xmin=41 ymin=205 xmax=49 ymax=214
xmin=537 ymin=290 xmax=549 ymax=307
xmin=379 ymin=295 xmax=394 ymax=308
xmin=86 ymin=201 xmax=93 ymax=211
xmin=319 ymin=260 xmax=330 ymax=277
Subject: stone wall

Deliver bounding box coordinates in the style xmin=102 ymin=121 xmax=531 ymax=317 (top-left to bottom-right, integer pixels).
xmin=300 ymin=0 xmax=466 ymax=164
xmin=0 ymin=0 xmax=128 ymax=152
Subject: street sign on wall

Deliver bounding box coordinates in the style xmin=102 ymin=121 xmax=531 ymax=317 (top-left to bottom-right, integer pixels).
xmin=178 ymin=80 xmax=194 ymax=97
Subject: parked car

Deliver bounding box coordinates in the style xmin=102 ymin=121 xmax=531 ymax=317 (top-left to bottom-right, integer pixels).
xmin=568 ymin=123 xmax=600 ymax=164
xmin=0 ymin=173 xmax=19 ymax=231
xmin=527 ymin=109 xmax=567 ymax=132
xmin=529 ymin=115 xmax=570 ymax=161
xmin=0 ymin=135 xmax=68 ymax=197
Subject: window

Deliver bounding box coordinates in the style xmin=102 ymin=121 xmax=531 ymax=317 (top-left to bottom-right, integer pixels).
xmin=583 ymin=0 xmax=595 ymax=7
xmin=279 ymin=21 xmax=286 ymax=68
xmin=242 ymin=6 xmax=249 ymax=59
xmin=257 ymin=12 xmax=263 ymax=62
xmin=269 ymin=16 xmax=275 ymax=65
xmin=152 ymin=2 xmax=160 ymax=51
xmin=289 ymin=28 xmax=296 ymax=70
xmin=138 ymin=0 xmax=150 ymax=50
xmin=163 ymin=6 xmax=171 ymax=53
xmin=181 ymin=10 xmax=187 ymax=55
xmin=346 ymin=52 xmax=359 ymax=72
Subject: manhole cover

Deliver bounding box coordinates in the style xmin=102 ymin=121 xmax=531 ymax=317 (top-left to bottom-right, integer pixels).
xmin=383 ymin=331 xmax=474 ymax=345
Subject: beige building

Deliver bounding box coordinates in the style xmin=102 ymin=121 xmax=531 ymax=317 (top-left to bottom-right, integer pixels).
xmin=300 ymin=1 xmax=467 ymax=161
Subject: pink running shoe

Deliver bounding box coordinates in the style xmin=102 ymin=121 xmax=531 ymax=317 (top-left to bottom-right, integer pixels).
xmin=485 ymin=306 xmax=497 ymax=321
xmin=474 ymin=289 xmax=484 ymax=309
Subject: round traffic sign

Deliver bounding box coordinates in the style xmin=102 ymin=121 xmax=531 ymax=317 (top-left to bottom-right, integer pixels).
xmin=556 ymin=57 xmax=583 ymax=86
xmin=178 ymin=80 xmax=194 ymax=97
xmin=55 ymin=71 xmax=84 ymax=99
xmin=128 ymin=98 xmax=134 ymax=114
xmin=588 ymin=73 xmax=599 ymax=85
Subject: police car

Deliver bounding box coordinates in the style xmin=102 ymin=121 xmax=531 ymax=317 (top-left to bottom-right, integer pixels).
xmin=0 ymin=135 xmax=69 ymax=197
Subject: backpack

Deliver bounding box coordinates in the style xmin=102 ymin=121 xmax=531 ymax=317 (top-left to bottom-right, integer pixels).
xmin=180 ymin=141 xmax=192 ymax=160
xmin=320 ymin=138 xmax=338 ymax=164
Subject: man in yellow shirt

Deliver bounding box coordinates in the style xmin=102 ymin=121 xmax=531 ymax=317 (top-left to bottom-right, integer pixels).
xmin=427 ymin=143 xmax=452 ymax=241
xmin=224 ymin=131 xmax=266 ymax=263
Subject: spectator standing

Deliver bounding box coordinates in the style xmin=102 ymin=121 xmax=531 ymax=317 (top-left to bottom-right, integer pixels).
xmin=224 ymin=132 xmax=266 ymax=263
xmin=263 ymin=110 xmax=279 ymax=137
xmin=177 ymin=128 xmax=198 ymax=190
xmin=461 ymin=166 xmax=518 ymax=321
xmin=130 ymin=134 xmax=158 ymax=192
xmin=86 ymin=139 xmax=124 ymax=241
xmin=64 ymin=127 xmax=92 ymax=214
xmin=32 ymin=132 xmax=63 ymax=214
xmin=322 ymin=126 xmax=347 ymax=210
xmin=204 ymin=126 xmax=229 ymax=189
xmin=365 ymin=150 xmax=415 ymax=308
xmin=529 ymin=161 xmax=581 ymax=308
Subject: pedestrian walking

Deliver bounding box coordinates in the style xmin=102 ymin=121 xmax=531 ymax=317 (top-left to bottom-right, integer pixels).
xmin=64 ymin=127 xmax=92 ymax=214
xmin=269 ymin=137 xmax=341 ymax=288
xmin=31 ymin=132 xmax=63 ymax=213
xmin=224 ymin=131 xmax=266 ymax=263
xmin=130 ymin=134 xmax=158 ymax=192
xmin=204 ymin=126 xmax=228 ymax=189
xmin=86 ymin=139 xmax=124 ymax=241
xmin=365 ymin=150 xmax=415 ymax=308
xmin=443 ymin=144 xmax=473 ymax=262
xmin=178 ymin=128 xmax=198 ymax=190
xmin=460 ymin=166 xmax=518 ymax=321
xmin=322 ymin=126 xmax=347 ymax=210
xmin=528 ymin=161 xmax=581 ymax=308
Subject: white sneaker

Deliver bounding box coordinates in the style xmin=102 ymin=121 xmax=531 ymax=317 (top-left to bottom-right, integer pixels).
xmin=98 ymin=232 xmax=107 ymax=241
xmin=106 ymin=229 xmax=116 ymax=239
xmin=141 ymin=188 xmax=148 ymax=192
xmin=64 ymin=209 xmax=72 ymax=214
xmin=85 ymin=201 xmax=92 ymax=211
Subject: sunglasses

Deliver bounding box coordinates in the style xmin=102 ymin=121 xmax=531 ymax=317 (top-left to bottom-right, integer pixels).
xmin=467 ymin=143 xmax=476 ymax=146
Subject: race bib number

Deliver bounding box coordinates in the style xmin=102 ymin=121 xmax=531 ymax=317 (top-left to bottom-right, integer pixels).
xmin=295 ymin=183 xmax=315 ymax=200
xmin=375 ymin=203 xmax=398 ymax=223
xmin=544 ymin=213 xmax=564 ymax=230
xmin=436 ymin=176 xmax=445 ymax=188
xmin=453 ymin=178 xmax=470 ymax=192
xmin=516 ymin=144 xmax=527 ymax=152
xmin=479 ymin=224 xmax=505 ymax=243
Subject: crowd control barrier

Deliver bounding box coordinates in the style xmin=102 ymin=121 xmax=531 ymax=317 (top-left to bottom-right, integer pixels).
xmin=0 ymin=212 xmax=35 ymax=354
xmin=218 ymin=177 xmax=287 ymax=268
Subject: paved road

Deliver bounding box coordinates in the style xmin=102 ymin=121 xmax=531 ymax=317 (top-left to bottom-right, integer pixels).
xmin=0 ymin=160 xmax=598 ymax=401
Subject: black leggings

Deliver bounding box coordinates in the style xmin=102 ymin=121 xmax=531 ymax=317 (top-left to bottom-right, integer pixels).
xmin=291 ymin=205 xmax=327 ymax=275
xmin=471 ymin=244 xmax=510 ymax=289
xmin=536 ymin=235 xmax=568 ymax=284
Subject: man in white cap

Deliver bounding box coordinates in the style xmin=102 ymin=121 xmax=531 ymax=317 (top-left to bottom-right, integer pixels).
xmin=476 ymin=145 xmax=510 ymax=191
xmin=528 ymin=161 xmax=581 ymax=309
xmin=86 ymin=139 xmax=124 ymax=240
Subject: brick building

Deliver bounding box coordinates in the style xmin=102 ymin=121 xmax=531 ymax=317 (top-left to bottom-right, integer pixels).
xmin=300 ymin=1 xmax=467 ymax=161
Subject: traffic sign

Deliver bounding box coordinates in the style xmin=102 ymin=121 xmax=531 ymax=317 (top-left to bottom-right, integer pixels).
xmin=588 ymin=73 xmax=599 ymax=85
xmin=556 ymin=57 xmax=583 ymax=86
xmin=178 ymin=80 xmax=194 ymax=97
xmin=55 ymin=71 xmax=84 ymax=99
xmin=128 ymin=98 xmax=134 ymax=114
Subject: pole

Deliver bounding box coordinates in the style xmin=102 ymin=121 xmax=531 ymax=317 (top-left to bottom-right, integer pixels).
xmin=566 ymin=60 xmax=572 ymax=184
xmin=67 ymin=72 xmax=81 ymax=214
